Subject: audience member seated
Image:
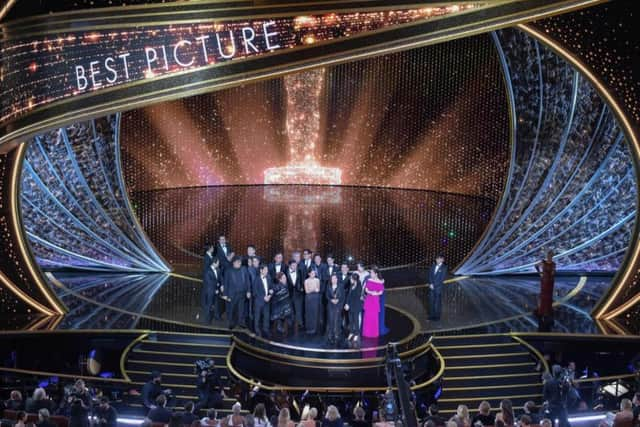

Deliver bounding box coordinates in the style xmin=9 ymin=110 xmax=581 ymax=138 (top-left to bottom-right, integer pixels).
xmin=181 ymin=401 xmax=199 ymax=426
xmin=253 ymin=404 xmax=270 ymax=427
xmin=471 ymin=401 xmax=495 ymax=427
xmin=5 ymin=391 xmax=24 ymax=411
xmin=520 ymin=415 xmax=532 ymax=427
xmin=496 ymin=399 xmax=515 ymax=427
xmin=351 ymin=407 xmax=368 ymax=427
xmin=223 ymin=402 xmax=246 ymax=427
xmin=424 ymin=404 xmax=446 ymax=427
xmin=36 ymin=409 xmax=56 ymax=427
xmin=632 ymin=393 xmax=640 ymax=427
xmin=14 ymin=411 xmax=27 ymax=427
xmin=540 ymin=419 xmax=552 ymax=427
xmin=201 ymin=408 xmax=219 ymax=427
xmin=519 ymin=401 xmax=540 ymax=424
xmin=26 ymin=389 xmax=55 ymax=414
xmin=147 ymin=395 xmax=172 ymax=424
xmin=321 ymin=406 xmax=342 ymax=427
xmin=96 ymin=397 xmax=118 ymax=427
xmin=299 ymin=407 xmax=319 ymax=427
xmin=613 ymin=399 xmax=635 ymax=427
xmin=455 ymin=405 xmax=470 ymax=427
xmin=277 ymin=408 xmax=295 ymax=427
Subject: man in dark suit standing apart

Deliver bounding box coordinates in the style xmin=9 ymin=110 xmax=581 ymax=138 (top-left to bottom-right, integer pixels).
xmin=268 ymin=252 xmax=285 ymax=283
xmin=427 ymin=255 xmax=447 ymax=321
xmin=252 ymin=264 xmax=273 ymax=337
xmin=203 ymin=259 xmax=223 ymax=323
xmin=215 ymin=235 xmax=233 ymax=272
xmin=223 ymin=256 xmax=250 ymax=329
xmin=286 ymin=259 xmax=304 ymax=331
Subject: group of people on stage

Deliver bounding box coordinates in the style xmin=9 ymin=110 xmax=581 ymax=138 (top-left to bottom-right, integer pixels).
xmin=201 ymin=235 xmax=393 ymax=342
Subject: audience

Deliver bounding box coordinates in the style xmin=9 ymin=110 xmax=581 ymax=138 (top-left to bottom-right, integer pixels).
xmin=26 ymin=389 xmax=55 ymax=414
xmin=300 ymin=407 xmax=319 ymax=427
xmin=6 ymin=391 xmax=24 ymax=411
xmin=147 ymin=395 xmax=172 ymax=424
xmin=496 ymin=399 xmax=515 ymax=427
xmin=225 ymin=402 xmax=246 ymax=427
xmin=277 ymin=408 xmax=295 ymax=427
xmin=321 ymin=406 xmax=343 ymax=427
xmin=520 ymin=401 xmax=540 ymax=425
xmin=14 ymin=411 xmax=27 ymax=427
xmin=201 ymin=408 xmax=219 ymax=427
xmin=424 ymin=404 xmax=446 ymax=427
xmin=96 ymin=397 xmax=118 ymax=427
xmin=632 ymin=393 xmax=640 ymax=426
xmin=613 ymin=399 xmax=635 ymax=427
xmin=455 ymin=405 xmax=471 ymax=427
xmin=351 ymin=406 xmax=368 ymax=427
xmin=539 ymin=419 xmax=552 ymax=427
xmin=471 ymin=401 xmax=495 ymax=427
xmin=253 ymin=403 xmax=271 ymax=427
xmin=181 ymin=401 xmax=199 ymax=426
xmin=520 ymin=415 xmax=532 ymax=427
xmin=36 ymin=409 xmax=56 ymax=427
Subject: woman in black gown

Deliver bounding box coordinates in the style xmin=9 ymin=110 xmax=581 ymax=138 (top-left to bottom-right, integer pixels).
xmin=325 ymin=274 xmax=345 ymax=345
xmin=304 ymin=269 xmax=321 ymax=334
xmin=271 ymin=272 xmax=293 ymax=336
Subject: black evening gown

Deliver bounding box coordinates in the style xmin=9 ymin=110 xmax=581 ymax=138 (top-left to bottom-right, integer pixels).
xmin=305 ymin=292 xmax=321 ymax=334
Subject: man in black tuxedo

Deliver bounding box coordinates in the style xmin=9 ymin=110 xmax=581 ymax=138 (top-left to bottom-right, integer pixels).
xmin=252 ymin=264 xmax=273 ymax=336
xmin=223 ymin=256 xmax=250 ymax=329
xmin=299 ymin=249 xmax=313 ymax=280
xmin=311 ymin=253 xmax=328 ymax=291
xmin=286 ymin=259 xmax=304 ymax=330
xmin=202 ymin=259 xmax=222 ymax=323
xmin=246 ymin=256 xmax=259 ymax=283
xmin=325 ymin=254 xmax=338 ymax=280
xmin=427 ymin=255 xmax=448 ymax=321
xmin=215 ymin=235 xmax=233 ymax=272
xmin=338 ymin=263 xmax=350 ymax=290
xmin=268 ymin=252 xmax=285 ymax=283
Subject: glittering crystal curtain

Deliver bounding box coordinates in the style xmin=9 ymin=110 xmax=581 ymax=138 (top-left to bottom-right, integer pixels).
xmin=456 ymin=28 xmax=637 ymax=275
xmin=20 ymin=114 xmax=170 ymax=272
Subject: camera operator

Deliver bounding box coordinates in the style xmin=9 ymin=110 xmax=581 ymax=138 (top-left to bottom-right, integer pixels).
xmin=196 ymin=360 xmax=225 ymax=411
xmin=62 ymin=380 xmax=92 ymax=427
xmin=142 ymin=371 xmax=173 ymax=411
xmin=543 ymin=365 xmax=571 ymax=427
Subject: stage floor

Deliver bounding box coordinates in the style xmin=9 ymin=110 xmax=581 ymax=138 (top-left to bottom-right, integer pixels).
xmin=1 ymin=270 xmax=612 ymax=336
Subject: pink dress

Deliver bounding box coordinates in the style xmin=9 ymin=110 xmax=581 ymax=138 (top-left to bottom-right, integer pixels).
xmin=362 ymin=279 xmax=384 ymax=338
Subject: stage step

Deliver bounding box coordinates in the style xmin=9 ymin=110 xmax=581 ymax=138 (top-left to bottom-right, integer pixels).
xmin=432 ymin=334 xmax=544 ymax=413
xmin=123 ymin=332 xmax=234 ymax=417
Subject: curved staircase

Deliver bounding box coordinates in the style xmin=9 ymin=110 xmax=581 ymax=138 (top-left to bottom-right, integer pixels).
xmin=122 ymin=331 xmax=243 ymax=416
xmin=433 ymin=334 xmax=544 ymax=414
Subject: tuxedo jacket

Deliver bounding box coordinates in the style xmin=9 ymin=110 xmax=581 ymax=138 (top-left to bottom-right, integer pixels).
xmin=214 ymin=242 xmax=232 ymax=267
xmin=268 ymin=262 xmax=286 ymax=283
xmin=325 ymin=264 xmax=339 ymax=280
xmin=286 ymin=268 xmax=304 ymax=293
xmin=337 ymin=272 xmax=351 ymax=290
xmin=203 ymin=266 xmax=222 ymax=295
xmin=252 ymin=275 xmax=273 ymax=307
xmin=299 ymin=259 xmax=313 ymax=281
xmin=428 ymin=263 xmax=448 ymax=291
xmin=203 ymin=252 xmax=215 ymax=276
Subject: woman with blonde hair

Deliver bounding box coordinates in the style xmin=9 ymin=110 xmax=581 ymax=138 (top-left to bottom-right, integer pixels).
xmin=299 ymin=407 xmax=318 ymax=427
xmin=278 ymin=408 xmax=295 ymax=427
xmin=456 ymin=405 xmax=471 ymax=427
xmin=321 ymin=406 xmax=343 ymax=427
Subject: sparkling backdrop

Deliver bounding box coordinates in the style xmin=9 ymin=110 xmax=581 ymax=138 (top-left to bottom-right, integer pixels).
xmin=121 ymin=34 xmax=510 ymax=195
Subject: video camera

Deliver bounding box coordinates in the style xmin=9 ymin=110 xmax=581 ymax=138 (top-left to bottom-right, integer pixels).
xmin=195 ymin=359 xmax=215 ymax=373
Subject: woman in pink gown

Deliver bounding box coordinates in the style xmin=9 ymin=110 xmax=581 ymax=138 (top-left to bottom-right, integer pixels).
xmin=362 ymin=267 xmax=384 ymax=338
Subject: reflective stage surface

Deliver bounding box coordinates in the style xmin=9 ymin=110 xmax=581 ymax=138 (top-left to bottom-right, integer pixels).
xmin=5 ymin=270 xmax=613 ymax=337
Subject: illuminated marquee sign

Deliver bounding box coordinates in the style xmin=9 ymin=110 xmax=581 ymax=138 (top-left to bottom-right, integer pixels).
xmin=0 ymin=5 xmax=481 ymax=125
